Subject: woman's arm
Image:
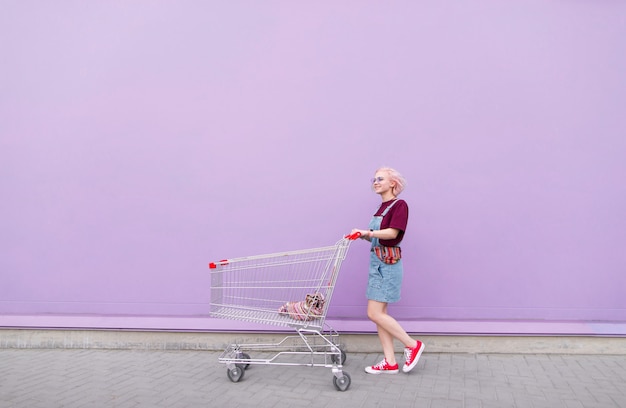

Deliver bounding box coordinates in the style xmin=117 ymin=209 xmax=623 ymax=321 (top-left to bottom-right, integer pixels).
xmin=351 ymin=228 xmax=400 ymax=241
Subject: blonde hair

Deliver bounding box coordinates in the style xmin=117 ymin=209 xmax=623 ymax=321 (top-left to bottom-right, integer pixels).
xmin=376 ymin=167 xmax=407 ymax=195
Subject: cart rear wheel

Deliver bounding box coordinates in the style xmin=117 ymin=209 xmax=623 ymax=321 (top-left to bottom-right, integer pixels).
xmin=333 ymin=372 xmax=351 ymax=391
xmin=227 ymin=364 xmax=245 ymax=382
xmin=331 ymin=349 xmax=347 ymax=365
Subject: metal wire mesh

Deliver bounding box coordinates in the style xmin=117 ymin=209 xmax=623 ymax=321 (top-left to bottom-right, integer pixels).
xmin=209 ymin=237 xmax=354 ymax=329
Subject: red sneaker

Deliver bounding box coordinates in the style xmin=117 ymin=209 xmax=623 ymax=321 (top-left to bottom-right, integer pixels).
xmin=365 ymin=358 xmax=399 ymax=374
xmin=403 ymin=340 xmax=425 ymax=373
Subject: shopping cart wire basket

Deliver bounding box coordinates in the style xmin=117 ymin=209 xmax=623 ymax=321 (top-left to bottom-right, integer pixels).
xmin=208 ymin=232 xmax=361 ymax=391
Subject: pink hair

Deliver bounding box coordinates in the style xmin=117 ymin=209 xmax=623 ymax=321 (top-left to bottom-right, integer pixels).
xmin=376 ymin=167 xmax=407 ymax=195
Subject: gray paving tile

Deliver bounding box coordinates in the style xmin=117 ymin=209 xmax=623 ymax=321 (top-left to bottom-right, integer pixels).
xmin=1 ymin=349 xmax=626 ymax=408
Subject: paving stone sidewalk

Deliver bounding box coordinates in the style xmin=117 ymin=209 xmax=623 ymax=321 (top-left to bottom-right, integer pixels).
xmin=1 ymin=348 xmax=625 ymax=408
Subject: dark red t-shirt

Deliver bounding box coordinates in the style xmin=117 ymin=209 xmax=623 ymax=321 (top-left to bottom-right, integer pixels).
xmin=374 ymin=199 xmax=408 ymax=247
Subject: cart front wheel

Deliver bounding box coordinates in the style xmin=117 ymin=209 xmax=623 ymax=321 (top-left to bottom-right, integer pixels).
xmin=239 ymin=352 xmax=251 ymax=370
xmin=333 ymin=372 xmax=351 ymax=391
xmin=227 ymin=364 xmax=245 ymax=382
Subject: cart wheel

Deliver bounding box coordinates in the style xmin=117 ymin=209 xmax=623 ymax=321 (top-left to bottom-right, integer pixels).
xmin=331 ymin=349 xmax=347 ymax=365
xmin=240 ymin=352 xmax=251 ymax=370
xmin=226 ymin=364 xmax=245 ymax=383
xmin=333 ymin=372 xmax=351 ymax=391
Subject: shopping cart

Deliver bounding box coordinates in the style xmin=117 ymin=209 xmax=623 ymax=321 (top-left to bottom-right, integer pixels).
xmin=208 ymin=233 xmax=361 ymax=391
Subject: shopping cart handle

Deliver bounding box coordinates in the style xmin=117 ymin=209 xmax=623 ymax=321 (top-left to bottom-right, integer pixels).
xmin=345 ymin=232 xmax=362 ymax=240
xmin=208 ymin=259 xmax=229 ymax=269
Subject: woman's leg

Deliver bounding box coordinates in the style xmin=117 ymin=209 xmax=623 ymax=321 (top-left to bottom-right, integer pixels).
xmin=367 ymin=300 xmax=418 ymax=364
xmin=372 ymin=303 xmax=396 ymax=364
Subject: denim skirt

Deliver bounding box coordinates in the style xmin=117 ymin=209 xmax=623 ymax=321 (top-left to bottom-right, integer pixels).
xmin=366 ymin=251 xmax=403 ymax=303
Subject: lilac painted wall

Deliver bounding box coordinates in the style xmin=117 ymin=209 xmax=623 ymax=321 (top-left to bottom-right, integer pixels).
xmin=1 ymin=2 xmax=625 ymax=333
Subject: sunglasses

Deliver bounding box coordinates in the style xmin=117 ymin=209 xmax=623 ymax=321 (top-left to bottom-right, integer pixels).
xmin=370 ymin=177 xmax=385 ymax=183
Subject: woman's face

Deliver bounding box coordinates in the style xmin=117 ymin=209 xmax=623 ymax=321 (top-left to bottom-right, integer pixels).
xmin=372 ymin=171 xmax=395 ymax=195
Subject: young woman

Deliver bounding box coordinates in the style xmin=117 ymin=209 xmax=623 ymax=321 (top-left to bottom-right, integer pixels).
xmin=351 ymin=167 xmax=425 ymax=374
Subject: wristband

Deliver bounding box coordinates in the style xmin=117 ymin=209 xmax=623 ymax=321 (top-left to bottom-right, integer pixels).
xmin=368 ymin=229 xmax=374 ymax=238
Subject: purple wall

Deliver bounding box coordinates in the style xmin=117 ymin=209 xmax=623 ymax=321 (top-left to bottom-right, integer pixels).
xmin=2 ymin=2 xmax=625 ymax=334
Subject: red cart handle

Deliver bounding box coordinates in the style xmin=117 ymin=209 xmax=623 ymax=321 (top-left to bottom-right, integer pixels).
xmin=345 ymin=231 xmax=362 ymax=240
xmin=208 ymin=259 xmax=229 ymax=269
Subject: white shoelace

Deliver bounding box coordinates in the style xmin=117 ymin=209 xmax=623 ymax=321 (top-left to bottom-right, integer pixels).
xmin=373 ymin=359 xmax=388 ymax=369
xmin=403 ymin=347 xmax=412 ymax=364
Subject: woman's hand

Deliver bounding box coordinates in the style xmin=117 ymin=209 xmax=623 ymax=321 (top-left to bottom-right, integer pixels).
xmin=350 ymin=227 xmax=400 ymax=241
xmin=351 ymin=229 xmax=370 ymax=240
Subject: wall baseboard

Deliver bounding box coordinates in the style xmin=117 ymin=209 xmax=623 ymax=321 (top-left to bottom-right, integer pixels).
xmin=1 ymin=329 xmax=625 ymax=354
